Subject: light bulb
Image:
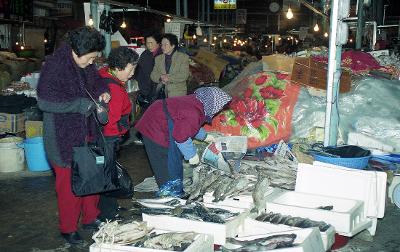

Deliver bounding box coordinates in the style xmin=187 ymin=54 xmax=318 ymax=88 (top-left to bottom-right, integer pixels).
xmin=223 ymin=38 xmax=227 ymax=43
xmin=349 ymin=38 xmax=353 ymax=43
xmin=278 ymin=37 xmax=281 ymax=41
xmin=21 ymin=45 xmax=25 ymax=50
xmin=203 ymin=38 xmax=207 ymax=43
xmin=120 ymin=21 xmax=127 ymax=28
xmin=16 ymin=42 xmax=19 ymax=45
xmin=193 ymin=34 xmax=197 ymax=39
xmin=286 ymin=7 xmax=294 ymax=20
xmin=213 ymin=36 xmax=217 ymax=40
xmin=314 ymin=23 xmax=320 ymax=32
xmin=88 ymin=15 xmax=94 ymax=26
xmin=287 ymin=37 xmax=290 ymax=41
xmin=324 ymin=32 xmax=328 ymax=37
xmin=44 ymin=39 xmax=48 ymax=43
xmin=166 ymin=18 xmax=171 ymax=23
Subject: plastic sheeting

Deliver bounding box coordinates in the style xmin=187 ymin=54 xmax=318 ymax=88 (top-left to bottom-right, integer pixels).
xmin=291 ymin=76 xmax=400 ymax=151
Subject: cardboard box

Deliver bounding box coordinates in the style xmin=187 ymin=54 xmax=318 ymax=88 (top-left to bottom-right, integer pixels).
xmin=262 ymin=54 xmax=296 ymax=73
xmin=291 ymin=57 xmax=351 ymax=93
xmin=0 ymin=112 xmax=25 ymax=133
xmin=193 ymin=48 xmax=228 ymax=81
xmin=25 ymin=120 xmax=43 ymax=138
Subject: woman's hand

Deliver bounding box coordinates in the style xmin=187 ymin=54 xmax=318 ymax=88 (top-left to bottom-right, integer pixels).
xmin=99 ymin=92 xmax=111 ymax=103
xmin=160 ymin=74 xmax=169 ymax=84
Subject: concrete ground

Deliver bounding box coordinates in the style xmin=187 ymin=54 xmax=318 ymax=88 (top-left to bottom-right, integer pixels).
xmin=0 ymin=143 xmax=399 ymax=252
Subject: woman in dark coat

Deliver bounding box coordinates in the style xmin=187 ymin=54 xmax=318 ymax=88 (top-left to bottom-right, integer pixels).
xmin=135 ymin=87 xmax=231 ymax=196
xmin=37 ymin=26 xmax=110 ymax=245
xmin=135 ymin=32 xmax=162 ymax=109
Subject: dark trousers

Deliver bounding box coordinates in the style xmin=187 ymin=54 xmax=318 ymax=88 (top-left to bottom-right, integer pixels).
xmin=53 ymin=165 xmax=99 ymax=233
xmin=97 ymin=195 xmax=118 ymax=221
xmin=142 ymin=136 xmax=169 ymax=187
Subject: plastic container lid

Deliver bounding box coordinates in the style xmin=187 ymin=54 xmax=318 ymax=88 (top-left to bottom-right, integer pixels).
xmin=392 ymin=183 xmax=400 ymax=209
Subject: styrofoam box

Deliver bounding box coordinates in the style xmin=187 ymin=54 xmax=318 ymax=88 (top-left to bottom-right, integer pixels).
xmin=237 ymin=218 xmax=334 ymax=251
xmin=89 ymin=232 xmax=213 ymax=252
xmin=265 ymin=189 xmax=371 ymax=237
xmin=142 ymin=204 xmax=249 ymax=245
xmin=225 ymin=227 xmax=325 ymax=252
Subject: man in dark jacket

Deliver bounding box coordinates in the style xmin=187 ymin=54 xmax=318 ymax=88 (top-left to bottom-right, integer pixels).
xmin=37 ymin=26 xmax=110 ymax=245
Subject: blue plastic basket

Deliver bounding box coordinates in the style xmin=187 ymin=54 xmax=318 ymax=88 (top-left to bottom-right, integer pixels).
xmin=313 ymin=154 xmax=370 ymax=169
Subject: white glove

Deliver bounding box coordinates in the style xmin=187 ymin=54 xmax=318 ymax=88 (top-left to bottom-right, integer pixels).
xmin=188 ymin=153 xmax=200 ymax=165
xmin=204 ymin=134 xmax=216 ymax=143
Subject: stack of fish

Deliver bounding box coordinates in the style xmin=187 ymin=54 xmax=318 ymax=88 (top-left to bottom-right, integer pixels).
xmin=92 ymin=221 xmax=153 ymax=245
xmin=134 ymin=231 xmax=199 ymax=251
xmin=184 ymin=165 xmax=257 ymax=203
xmin=131 ymin=201 xmax=239 ymax=224
xmin=240 ymin=156 xmax=298 ymax=190
xmin=255 ymin=212 xmax=332 ymax=232
xmin=221 ymin=233 xmax=297 ymax=251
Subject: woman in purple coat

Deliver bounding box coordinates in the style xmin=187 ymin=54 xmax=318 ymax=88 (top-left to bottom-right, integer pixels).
xmin=135 ymin=87 xmax=231 ymax=196
xmin=37 ymin=27 xmax=110 ymax=245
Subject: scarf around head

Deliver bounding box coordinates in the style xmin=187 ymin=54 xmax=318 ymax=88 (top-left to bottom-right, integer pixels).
xmin=194 ymin=87 xmax=232 ymax=122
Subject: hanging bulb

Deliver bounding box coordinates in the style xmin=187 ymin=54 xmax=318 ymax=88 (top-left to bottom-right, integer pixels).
xmin=88 ymin=15 xmax=94 ymax=26
xmin=314 ymin=23 xmax=320 ymax=32
xmin=324 ymin=32 xmax=328 ymax=37
xmin=16 ymin=42 xmax=19 ymax=45
xmin=120 ymin=21 xmax=127 ymax=28
xmin=203 ymin=38 xmax=207 ymax=43
xmin=20 ymin=45 xmax=25 ymax=50
xmin=213 ymin=36 xmax=217 ymax=41
xmin=223 ymin=38 xmax=227 ymax=43
xmin=349 ymin=38 xmax=353 ymax=43
xmin=193 ymin=34 xmax=197 ymax=39
xmin=286 ymin=7 xmax=294 ymax=20
xmin=44 ymin=39 xmax=48 ymax=43
xmin=166 ymin=18 xmax=171 ymax=23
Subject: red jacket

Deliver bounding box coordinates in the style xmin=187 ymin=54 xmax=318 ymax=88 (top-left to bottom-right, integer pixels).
xmin=98 ymin=67 xmax=132 ymax=137
xmin=135 ymin=95 xmax=206 ymax=147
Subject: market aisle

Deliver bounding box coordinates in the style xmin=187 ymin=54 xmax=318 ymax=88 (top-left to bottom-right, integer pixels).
xmin=0 ymin=143 xmax=400 ymax=251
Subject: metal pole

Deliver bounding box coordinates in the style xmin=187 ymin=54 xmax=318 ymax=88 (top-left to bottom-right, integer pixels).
xmin=103 ymin=4 xmax=111 ymax=57
xmin=207 ymin=0 xmax=210 ymax=23
xmin=202 ymin=0 xmax=205 ymax=22
xmin=183 ymin=0 xmax=188 ymax=18
xmin=176 ymin=0 xmax=181 ymax=16
xmin=90 ymin=0 xmax=98 ymax=28
xmin=324 ymin=0 xmax=341 ymax=147
xmin=356 ymin=0 xmax=364 ymax=49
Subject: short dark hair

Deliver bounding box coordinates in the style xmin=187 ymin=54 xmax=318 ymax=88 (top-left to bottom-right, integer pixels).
xmin=145 ymin=32 xmax=161 ymax=44
xmin=67 ymin=26 xmax=105 ymax=57
xmin=107 ymin=47 xmax=139 ymax=70
xmin=162 ymin=33 xmax=179 ymax=50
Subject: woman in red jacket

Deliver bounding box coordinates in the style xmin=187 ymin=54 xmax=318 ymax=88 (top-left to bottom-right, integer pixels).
xmin=97 ymin=47 xmax=139 ymax=220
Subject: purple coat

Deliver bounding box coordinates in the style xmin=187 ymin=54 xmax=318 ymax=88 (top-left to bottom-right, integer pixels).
xmin=37 ymin=43 xmax=108 ymax=167
xmin=135 ymin=95 xmax=206 ymax=148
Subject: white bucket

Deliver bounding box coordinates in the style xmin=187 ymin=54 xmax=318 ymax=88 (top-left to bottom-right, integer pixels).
xmin=0 ymin=137 xmax=25 ymax=172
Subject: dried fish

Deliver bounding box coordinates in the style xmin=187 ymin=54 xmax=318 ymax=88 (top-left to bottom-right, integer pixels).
xmin=92 ymin=221 xmax=152 ymax=245
xmin=212 ymin=176 xmax=234 ymax=202
xmin=317 ymin=205 xmax=334 ymax=210
xmin=139 ymin=231 xmax=198 ymax=250
xmin=219 ymin=176 xmax=250 ymax=201
xmin=252 ymin=174 xmax=270 ymax=214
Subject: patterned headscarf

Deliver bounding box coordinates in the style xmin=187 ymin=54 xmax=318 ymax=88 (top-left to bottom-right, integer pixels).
xmin=194 ymin=87 xmax=232 ymax=122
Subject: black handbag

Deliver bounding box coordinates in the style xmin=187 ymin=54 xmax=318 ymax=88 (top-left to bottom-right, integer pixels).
xmin=103 ymin=161 xmax=134 ymax=199
xmin=71 ymin=89 xmax=119 ymax=196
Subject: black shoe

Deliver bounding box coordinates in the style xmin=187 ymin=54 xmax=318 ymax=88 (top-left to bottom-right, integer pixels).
xmin=81 ymin=219 xmax=103 ymax=231
xmin=61 ymin=231 xmax=83 ymax=245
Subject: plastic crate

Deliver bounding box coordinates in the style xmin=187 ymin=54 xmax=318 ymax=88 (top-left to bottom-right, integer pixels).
xmin=313 ymin=154 xmax=370 ymax=169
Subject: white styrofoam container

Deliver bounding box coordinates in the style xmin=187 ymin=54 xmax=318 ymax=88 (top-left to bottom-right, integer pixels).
xmin=142 ymin=205 xmax=249 ymax=245
xmin=202 ymin=192 xmax=254 ymax=209
xmin=89 ymin=232 xmax=213 ymax=252
xmin=237 ymin=218 xmax=334 ymax=251
xmin=305 ymin=162 xmax=387 ymax=219
xmin=265 ymin=190 xmax=371 ymax=237
xmin=225 ymin=227 xmax=325 ymax=252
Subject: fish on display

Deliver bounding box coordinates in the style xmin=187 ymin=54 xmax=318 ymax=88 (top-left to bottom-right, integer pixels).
xmin=136 ymin=231 xmax=198 ymax=251
xmin=252 ymin=174 xmax=270 ymax=214
xmin=223 ymin=233 xmax=297 ymax=251
xmin=212 ymin=176 xmax=234 ymax=202
xmin=219 ymin=176 xmax=250 ymax=201
xmin=317 ymin=205 xmax=334 ymax=210
xmin=188 ymin=169 xmax=222 ymax=203
xmin=186 ymin=167 xmax=210 ymax=203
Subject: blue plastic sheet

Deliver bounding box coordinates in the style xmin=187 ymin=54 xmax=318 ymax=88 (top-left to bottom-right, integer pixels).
xmin=156 ymin=179 xmax=184 ymax=198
